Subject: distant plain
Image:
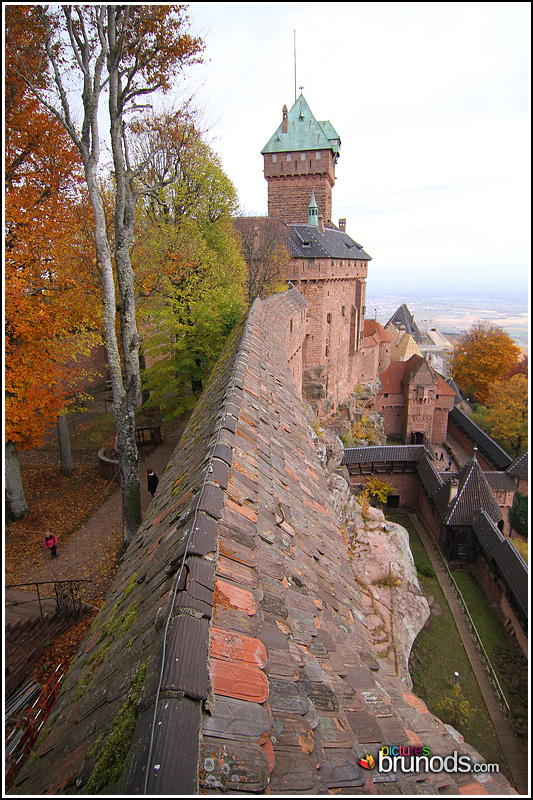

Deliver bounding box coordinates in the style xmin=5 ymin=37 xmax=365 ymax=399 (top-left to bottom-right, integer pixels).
xmin=366 ymin=283 xmax=529 ymax=348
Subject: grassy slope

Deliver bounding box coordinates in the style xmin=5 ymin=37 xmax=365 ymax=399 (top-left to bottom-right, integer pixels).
xmin=385 ymin=511 xmax=512 ymax=781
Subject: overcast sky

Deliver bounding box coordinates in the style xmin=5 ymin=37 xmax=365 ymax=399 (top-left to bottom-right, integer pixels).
xmin=183 ymin=2 xmax=530 ymax=295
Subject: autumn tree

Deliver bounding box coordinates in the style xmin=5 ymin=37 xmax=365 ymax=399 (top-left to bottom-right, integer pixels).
xmin=452 ymin=321 xmax=521 ymax=404
xmin=10 ymin=6 xmax=204 ymax=542
xmin=365 ymin=477 xmax=395 ymax=507
xmin=503 ymin=353 xmax=528 ymax=381
xmin=135 ymin=133 xmax=246 ymax=418
xmin=5 ymin=6 xmax=102 ymax=520
xmin=233 ymin=216 xmax=290 ymax=303
xmin=472 ymin=374 xmax=528 ymax=456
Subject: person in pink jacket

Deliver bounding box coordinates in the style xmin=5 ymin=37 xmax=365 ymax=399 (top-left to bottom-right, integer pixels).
xmin=43 ymin=531 xmax=58 ymax=558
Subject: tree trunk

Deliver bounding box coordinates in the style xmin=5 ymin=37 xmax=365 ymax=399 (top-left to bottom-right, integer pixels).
xmin=106 ymin=40 xmax=143 ymax=544
xmin=5 ymin=440 xmax=30 ymax=521
xmin=57 ymin=411 xmax=74 ymax=476
xmin=139 ymin=351 xmax=151 ymax=405
xmin=85 ymin=159 xmax=142 ymax=545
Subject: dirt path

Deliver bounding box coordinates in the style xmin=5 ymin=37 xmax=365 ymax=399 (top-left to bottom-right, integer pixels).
xmin=7 ymin=423 xmax=185 ymax=608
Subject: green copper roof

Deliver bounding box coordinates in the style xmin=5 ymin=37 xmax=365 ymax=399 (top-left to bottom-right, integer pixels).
xmin=261 ymin=94 xmax=341 ymax=157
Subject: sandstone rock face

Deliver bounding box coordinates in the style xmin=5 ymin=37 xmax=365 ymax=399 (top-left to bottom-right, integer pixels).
xmin=307 ymin=421 xmax=345 ymax=474
xmin=326 ymin=471 xmax=430 ymax=688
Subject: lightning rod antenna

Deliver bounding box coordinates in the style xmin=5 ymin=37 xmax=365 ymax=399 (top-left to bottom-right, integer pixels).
xmin=294 ymin=30 xmax=297 ymax=102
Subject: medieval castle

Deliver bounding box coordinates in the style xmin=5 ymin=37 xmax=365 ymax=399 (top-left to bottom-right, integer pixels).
xmin=259 ymin=93 xmax=527 ymax=644
xmin=12 ymin=93 xmax=527 ymax=797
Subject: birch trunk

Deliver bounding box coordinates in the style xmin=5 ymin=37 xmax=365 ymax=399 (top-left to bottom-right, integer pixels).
xmin=108 ymin=40 xmax=143 ymax=542
xmin=5 ymin=440 xmax=30 ymax=521
xmin=57 ymin=412 xmax=74 ymax=476
xmin=84 ymin=159 xmax=142 ymax=544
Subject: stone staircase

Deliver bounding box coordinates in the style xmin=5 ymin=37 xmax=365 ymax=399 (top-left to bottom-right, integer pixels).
xmin=5 ymin=588 xmax=88 ymax=699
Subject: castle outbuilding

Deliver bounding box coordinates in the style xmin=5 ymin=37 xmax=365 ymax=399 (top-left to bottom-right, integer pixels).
xmin=371 ymin=354 xmax=456 ymax=445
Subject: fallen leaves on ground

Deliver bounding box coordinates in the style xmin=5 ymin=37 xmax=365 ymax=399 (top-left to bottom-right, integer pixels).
xmin=33 ymin=611 xmax=99 ymax=687
xmin=5 ymin=464 xmax=119 ymax=588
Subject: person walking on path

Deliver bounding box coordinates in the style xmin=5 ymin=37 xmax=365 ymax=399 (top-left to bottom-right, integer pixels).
xmin=43 ymin=530 xmax=58 ymax=558
xmin=147 ymin=469 xmax=159 ymax=497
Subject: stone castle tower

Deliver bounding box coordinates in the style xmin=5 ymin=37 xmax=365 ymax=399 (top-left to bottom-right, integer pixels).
xmin=261 ymin=94 xmax=386 ymax=417
xmin=261 ymin=94 xmax=341 ymax=226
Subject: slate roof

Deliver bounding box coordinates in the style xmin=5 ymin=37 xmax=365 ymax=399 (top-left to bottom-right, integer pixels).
xmin=342 ymin=445 xmax=431 ymax=466
xmin=416 ymin=452 xmax=445 ymax=496
xmin=474 ymin=512 xmax=528 ymax=623
xmin=433 ymin=455 xmax=504 ymax=527
xmin=484 ymin=471 xmax=518 ymax=493
xmin=385 ymin=304 xmax=423 ymax=343
xmin=449 ymin=406 xmax=513 ymax=470
xmin=261 ymin=94 xmax=341 ymax=157
xmin=15 ymin=290 xmax=516 ymax=797
xmin=445 ymin=376 xmax=464 ymax=404
xmin=288 ymin=223 xmax=372 ymax=261
xmin=506 ymin=451 xmax=528 ymax=480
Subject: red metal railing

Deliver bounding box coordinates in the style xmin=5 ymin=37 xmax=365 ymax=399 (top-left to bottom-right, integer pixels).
xmin=5 ymin=661 xmax=67 ymax=783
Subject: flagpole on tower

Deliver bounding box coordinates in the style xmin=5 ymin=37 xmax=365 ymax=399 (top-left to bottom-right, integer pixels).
xmin=294 ymin=30 xmax=297 ymax=102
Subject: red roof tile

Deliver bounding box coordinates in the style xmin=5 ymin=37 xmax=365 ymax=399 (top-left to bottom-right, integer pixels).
xmin=215 ymin=579 xmax=258 ymax=615
xmin=210 ymin=657 xmax=269 ymax=702
xmin=210 ymin=626 xmax=267 ymax=668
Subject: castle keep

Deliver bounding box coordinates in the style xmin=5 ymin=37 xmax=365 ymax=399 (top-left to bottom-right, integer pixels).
xmin=261 ymin=94 xmax=340 ymax=226
xmin=262 ymin=94 xmax=391 ymax=417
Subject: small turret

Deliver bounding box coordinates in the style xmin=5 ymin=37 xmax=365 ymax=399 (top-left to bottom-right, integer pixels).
xmin=308 ymin=191 xmax=318 ymax=226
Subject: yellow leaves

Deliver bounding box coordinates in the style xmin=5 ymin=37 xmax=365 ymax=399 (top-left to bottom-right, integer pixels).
xmin=452 ymin=322 xmax=521 ymax=403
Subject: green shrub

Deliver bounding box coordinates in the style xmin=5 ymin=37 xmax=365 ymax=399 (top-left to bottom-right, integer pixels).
xmin=509 ymin=491 xmax=528 ymax=538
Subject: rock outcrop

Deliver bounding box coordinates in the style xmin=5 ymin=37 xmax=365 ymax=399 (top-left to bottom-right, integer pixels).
xmin=326 ymin=468 xmax=430 ymax=687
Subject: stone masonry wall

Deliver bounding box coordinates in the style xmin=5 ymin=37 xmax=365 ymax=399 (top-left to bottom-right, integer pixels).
xmin=264 ymin=150 xmax=335 ymax=224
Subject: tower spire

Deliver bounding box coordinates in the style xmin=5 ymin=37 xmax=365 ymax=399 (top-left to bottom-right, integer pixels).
xmin=308 ymin=191 xmax=318 ymax=226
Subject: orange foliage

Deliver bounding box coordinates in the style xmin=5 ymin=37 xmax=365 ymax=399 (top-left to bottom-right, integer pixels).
xmin=5 ymin=6 xmax=102 ymax=451
xmin=452 ymin=322 xmax=521 ymax=404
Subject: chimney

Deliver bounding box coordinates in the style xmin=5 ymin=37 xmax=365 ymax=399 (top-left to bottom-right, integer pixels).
xmin=449 ymin=477 xmax=459 ymax=503
xmin=318 ymin=215 xmax=325 ymax=234
xmin=339 ymin=218 xmax=346 ymax=232
xmin=398 ymin=324 xmax=407 ymax=341
xmin=282 ymin=105 xmax=288 ymax=134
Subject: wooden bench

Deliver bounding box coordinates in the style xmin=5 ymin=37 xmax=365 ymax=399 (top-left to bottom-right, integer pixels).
xmin=135 ymin=424 xmax=162 ymax=446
